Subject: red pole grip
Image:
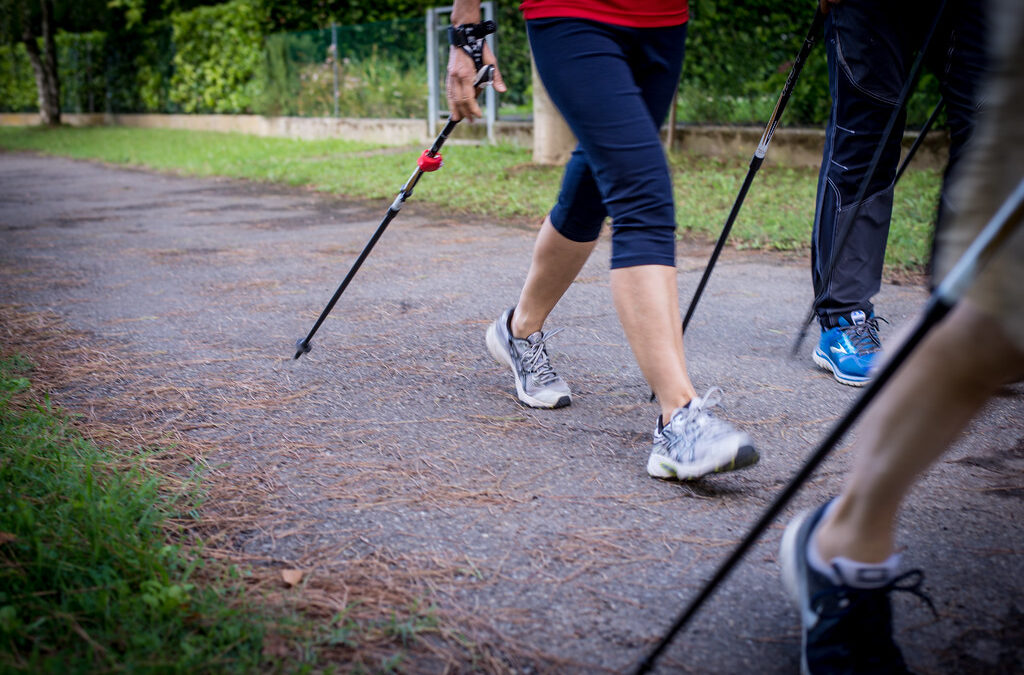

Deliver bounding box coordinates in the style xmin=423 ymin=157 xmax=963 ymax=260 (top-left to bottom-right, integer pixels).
xmin=417 ymin=149 xmax=444 ymax=172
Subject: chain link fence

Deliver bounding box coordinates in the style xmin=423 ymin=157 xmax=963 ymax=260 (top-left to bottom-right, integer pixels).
xmin=0 ymin=8 xmax=938 ymax=128
xmin=1 ymin=15 xmax=531 ymax=121
xmin=262 ymin=18 xmax=427 ymax=118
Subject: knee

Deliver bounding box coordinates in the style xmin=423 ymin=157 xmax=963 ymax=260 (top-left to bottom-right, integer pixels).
xmin=932 ymin=300 xmax=1024 ymax=388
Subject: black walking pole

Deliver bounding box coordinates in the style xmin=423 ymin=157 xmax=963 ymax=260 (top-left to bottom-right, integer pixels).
xmin=791 ymin=0 xmax=949 ymax=356
xmin=293 ymin=118 xmax=459 ymax=360
xmin=680 ymin=8 xmax=824 ymax=333
xmin=293 ymin=20 xmax=497 ymax=360
xmin=633 ymin=178 xmax=1024 ymax=675
xmin=648 ymin=9 xmax=825 ymax=401
xmin=895 ymin=96 xmax=945 ymax=185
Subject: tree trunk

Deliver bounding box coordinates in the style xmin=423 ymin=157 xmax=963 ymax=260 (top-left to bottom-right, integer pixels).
xmin=531 ymin=54 xmax=575 ymax=166
xmin=21 ymin=0 xmax=61 ymax=126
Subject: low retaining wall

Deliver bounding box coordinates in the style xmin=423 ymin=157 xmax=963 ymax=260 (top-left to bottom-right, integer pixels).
xmin=0 ymin=112 xmax=949 ymax=169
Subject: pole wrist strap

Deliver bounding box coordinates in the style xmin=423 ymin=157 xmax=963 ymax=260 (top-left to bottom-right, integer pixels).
xmin=448 ymin=20 xmax=496 ymax=73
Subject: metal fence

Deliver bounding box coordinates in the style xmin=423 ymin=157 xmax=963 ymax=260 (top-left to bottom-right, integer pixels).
xmin=262 ymin=18 xmax=429 ymax=119
xmin=1 ymin=18 xmax=442 ymax=120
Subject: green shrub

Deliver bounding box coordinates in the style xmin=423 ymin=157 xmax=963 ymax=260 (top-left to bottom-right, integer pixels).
xmin=260 ymin=21 xmax=427 ymax=118
xmin=56 ymin=31 xmax=106 ymax=114
xmin=0 ymin=44 xmax=37 ymax=113
xmin=169 ymin=0 xmax=265 ymax=114
xmin=680 ymin=0 xmax=945 ymax=127
xmin=132 ymin=23 xmax=175 ymax=113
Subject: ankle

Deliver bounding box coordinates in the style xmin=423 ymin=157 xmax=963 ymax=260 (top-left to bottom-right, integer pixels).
xmin=659 ymin=396 xmax=695 ymax=427
xmin=510 ymin=308 xmax=542 ymax=340
xmin=815 ymin=498 xmax=896 ymax=564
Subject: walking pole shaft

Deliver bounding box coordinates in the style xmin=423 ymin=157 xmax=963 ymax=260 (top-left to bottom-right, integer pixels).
xmin=895 ymin=96 xmax=945 ymax=184
xmin=681 ymin=9 xmax=823 ymax=333
xmin=294 ymin=119 xmax=459 ymax=359
xmin=634 ymin=178 xmax=1024 ymax=675
xmin=793 ymin=0 xmax=949 ymax=356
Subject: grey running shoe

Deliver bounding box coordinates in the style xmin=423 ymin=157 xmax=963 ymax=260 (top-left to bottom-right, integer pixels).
xmin=486 ymin=307 xmax=572 ymax=409
xmin=647 ymin=388 xmax=759 ymax=480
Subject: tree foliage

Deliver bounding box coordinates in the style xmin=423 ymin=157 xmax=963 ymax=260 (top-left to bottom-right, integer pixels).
xmin=0 ymin=0 xmax=945 ymax=126
xmin=168 ymin=0 xmax=264 ymax=113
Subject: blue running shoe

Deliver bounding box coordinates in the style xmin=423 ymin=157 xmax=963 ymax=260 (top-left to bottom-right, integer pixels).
xmin=813 ymin=310 xmax=884 ymax=387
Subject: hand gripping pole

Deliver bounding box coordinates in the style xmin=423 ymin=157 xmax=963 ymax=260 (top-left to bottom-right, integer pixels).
xmin=293 ymin=119 xmax=459 ymax=359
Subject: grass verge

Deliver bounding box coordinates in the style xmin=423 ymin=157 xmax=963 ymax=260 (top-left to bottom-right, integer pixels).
xmin=0 ymin=354 xmax=275 ymax=672
xmin=0 ymin=125 xmax=940 ymax=270
xmin=0 ymin=353 xmax=469 ymax=673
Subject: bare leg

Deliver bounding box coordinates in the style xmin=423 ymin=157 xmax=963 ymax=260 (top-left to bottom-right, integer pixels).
xmin=511 ymin=215 xmax=599 ymax=338
xmin=610 ymin=264 xmax=698 ymax=422
xmin=512 ymin=219 xmax=699 ymax=423
xmin=815 ymin=300 xmax=1024 ymax=563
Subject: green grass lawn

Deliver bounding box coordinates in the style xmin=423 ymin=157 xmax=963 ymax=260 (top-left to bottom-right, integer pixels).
xmin=0 ymin=355 xmax=452 ymax=672
xmin=0 ymin=355 xmax=273 ymax=672
xmin=0 ymin=125 xmax=941 ymax=270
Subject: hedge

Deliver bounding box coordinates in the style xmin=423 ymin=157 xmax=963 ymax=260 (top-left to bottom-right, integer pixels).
xmin=0 ymin=0 xmax=944 ymax=127
xmin=169 ymin=0 xmax=265 ymax=113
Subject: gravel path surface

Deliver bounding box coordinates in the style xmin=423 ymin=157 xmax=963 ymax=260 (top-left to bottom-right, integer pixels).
xmin=1 ymin=152 xmax=1021 ymax=673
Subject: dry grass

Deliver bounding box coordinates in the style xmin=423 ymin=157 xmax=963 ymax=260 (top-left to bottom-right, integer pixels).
xmin=0 ymin=302 xmax=570 ymax=672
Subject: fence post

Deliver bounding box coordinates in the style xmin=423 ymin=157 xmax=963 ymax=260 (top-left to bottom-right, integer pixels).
xmin=331 ymin=23 xmax=339 ymax=118
xmin=426 ymin=8 xmax=438 ymax=137
xmin=482 ymin=0 xmax=495 ymax=143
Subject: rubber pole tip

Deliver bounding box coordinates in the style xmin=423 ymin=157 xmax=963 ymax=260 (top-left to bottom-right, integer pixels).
xmin=294 ymin=338 xmax=312 ymax=359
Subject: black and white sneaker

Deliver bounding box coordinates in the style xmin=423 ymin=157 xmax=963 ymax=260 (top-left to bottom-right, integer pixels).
xmin=647 ymin=388 xmax=759 ymax=480
xmin=780 ymin=502 xmax=935 ymax=675
xmin=485 ymin=307 xmax=572 ymax=409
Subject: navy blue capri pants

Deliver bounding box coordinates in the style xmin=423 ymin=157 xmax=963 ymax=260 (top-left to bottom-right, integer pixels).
xmin=527 ymin=18 xmax=687 ymax=269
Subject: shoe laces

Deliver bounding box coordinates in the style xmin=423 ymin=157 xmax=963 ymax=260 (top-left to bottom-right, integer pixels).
xmin=812 ymin=568 xmax=938 ymax=638
xmin=520 ymin=327 xmax=563 ymax=386
xmin=839 ymin=316 xmax=888 ymax=355
xmin=662 ymin=387 xmax=734 ymax=461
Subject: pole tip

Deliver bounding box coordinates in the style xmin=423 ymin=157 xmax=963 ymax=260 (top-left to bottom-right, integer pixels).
xmin=790 ymin=325 xmax=810 ymax=358
xmin=294 ymin=338 xmax=312 ymax=360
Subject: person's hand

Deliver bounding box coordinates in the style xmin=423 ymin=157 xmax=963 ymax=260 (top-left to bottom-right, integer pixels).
xmin=445 ymin=42 xmax=506 ymax=122
xmin=819 ymin=0 xmax=842 ymax=14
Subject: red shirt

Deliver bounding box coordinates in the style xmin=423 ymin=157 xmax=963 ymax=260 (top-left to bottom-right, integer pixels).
xmin=519 ymin=0 xmax=688 ymax=28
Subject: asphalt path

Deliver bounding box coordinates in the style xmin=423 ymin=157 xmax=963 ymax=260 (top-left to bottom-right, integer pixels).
xmin=1 ymin=152 xmax=1021 ymax=673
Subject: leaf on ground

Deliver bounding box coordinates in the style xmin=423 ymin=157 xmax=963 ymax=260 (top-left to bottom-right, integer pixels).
xmin=280 ymin=569 xmax=304 ymax=587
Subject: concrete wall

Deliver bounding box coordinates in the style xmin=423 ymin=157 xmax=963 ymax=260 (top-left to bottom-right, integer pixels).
xmin=0 ymin=112 xmax=949 ymax=169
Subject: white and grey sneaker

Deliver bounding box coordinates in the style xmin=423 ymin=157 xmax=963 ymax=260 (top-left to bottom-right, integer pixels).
xmin=647 ymin=388 xmax=759 ymax=480
xmin=485 ymin=307 xmax=572 ymax=409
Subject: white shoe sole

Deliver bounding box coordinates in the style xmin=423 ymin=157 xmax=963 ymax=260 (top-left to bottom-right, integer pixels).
xmin=486 ymin=321 xmax=570 ymax=409
xmin=779 ymin=509 xmax=814 ymax=675
xmin=813 ymin=348 xmax=869 ymax=388
xmin=646 ymin=444 xmax=759 ymax=481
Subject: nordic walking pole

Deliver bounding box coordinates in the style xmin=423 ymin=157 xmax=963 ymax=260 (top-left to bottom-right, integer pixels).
xmin=294 ymin=20 xmax=497 ymax=360
xmin=681 ymin=8 xmax=824 ymax=333
xmin=791 ymin=0 xmax=949 ymax=357
xmin=895 ymin=96 xmax=945 ymax=185
xmin=633 ymin=177 xmax=1024 ymax=675
xmin=293 ymin=118 xmax=458 ymax=360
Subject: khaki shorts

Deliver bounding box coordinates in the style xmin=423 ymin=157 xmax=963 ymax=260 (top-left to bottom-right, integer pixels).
xmin=933 ymin=0 xmax=1024 ymax=350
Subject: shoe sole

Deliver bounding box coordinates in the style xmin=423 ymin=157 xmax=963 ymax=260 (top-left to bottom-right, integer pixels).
xmin=813 ymin=348 xmax=869 ymax=388
xmin=779 ymin=508 xmax=816 ymax=675
xmin=646 ymin=444 xmax=760 ymax=481
xmin=486 ymin=321 xmax=571 ymax=409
